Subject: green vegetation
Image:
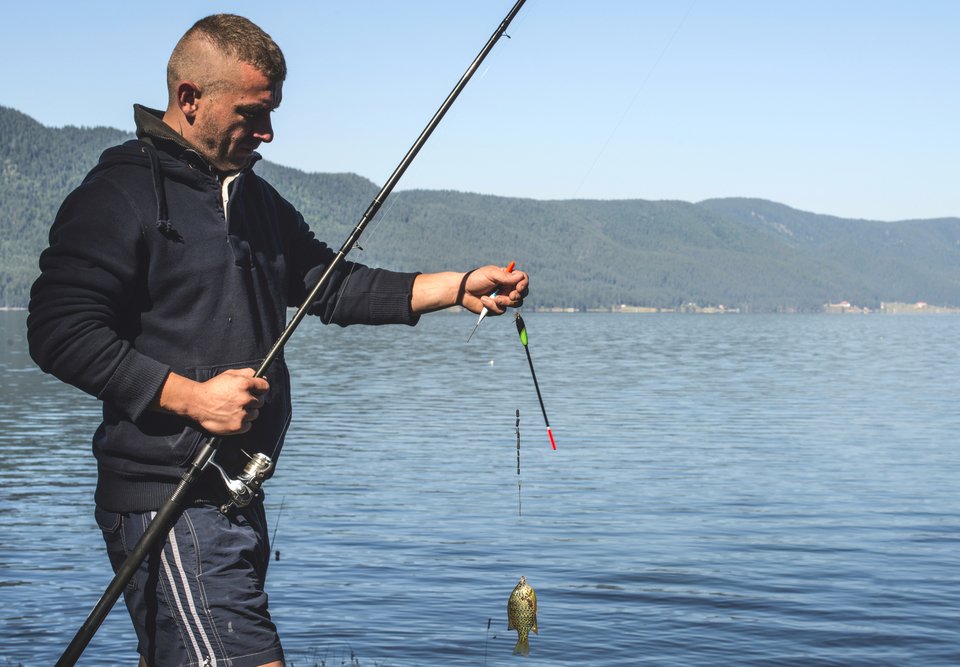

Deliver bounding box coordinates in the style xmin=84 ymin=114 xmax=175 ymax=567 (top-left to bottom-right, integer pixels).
xmin=1 ymin=107 xmax=132 ymax=308
xmin=3 ymin=106 xmax=959 ymax=311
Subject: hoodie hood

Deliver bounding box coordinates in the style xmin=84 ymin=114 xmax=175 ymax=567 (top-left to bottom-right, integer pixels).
xmin=88 ymin=105 xmax=263 ymax=241
xmin=90 ymin=140 xmax=199 ymax=242
xmin=134 ymin=104 xmax=198 ymax=155
xmin=132 ymin=104 xmax=263 ymax=176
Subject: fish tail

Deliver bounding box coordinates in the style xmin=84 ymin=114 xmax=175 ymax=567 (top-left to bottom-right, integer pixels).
xmin=513 ymin=631 xmax=530 ymax=656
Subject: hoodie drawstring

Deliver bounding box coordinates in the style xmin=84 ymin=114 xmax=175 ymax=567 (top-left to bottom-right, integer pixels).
xmin=141 ymin=143 xmax=182 ymax=242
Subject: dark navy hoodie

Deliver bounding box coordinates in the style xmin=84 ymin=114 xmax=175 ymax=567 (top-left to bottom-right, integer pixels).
xmin=28 ymin=106 xmax=419 ymax=512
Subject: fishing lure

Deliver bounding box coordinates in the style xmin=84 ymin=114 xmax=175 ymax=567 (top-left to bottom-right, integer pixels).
xmin=467 ymin=261 xmax=515 ymax=342
xmin=514 ymin=313 xmax=556 ymax=450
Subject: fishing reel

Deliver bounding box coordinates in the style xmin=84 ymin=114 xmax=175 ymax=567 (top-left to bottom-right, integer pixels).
xmin=208 ymin=451 xmax=273 ymax=514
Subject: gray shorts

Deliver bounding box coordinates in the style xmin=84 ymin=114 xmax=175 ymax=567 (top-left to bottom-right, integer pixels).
xmin=95 ymin=500 xmax=284 ymax=667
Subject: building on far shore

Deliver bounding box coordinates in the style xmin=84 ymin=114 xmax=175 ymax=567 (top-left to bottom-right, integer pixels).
xmin=823 ymin=301 xmax=870 ymax=314
xmin=823 ymin=301 xmax=960 ymax=314
xmin=880 ymin=301 xmax=960 ymax=314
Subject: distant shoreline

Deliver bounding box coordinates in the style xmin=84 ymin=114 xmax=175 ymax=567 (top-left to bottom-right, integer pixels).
xmin=440 ymin=302 xmax=960 ymax=315
xmin=531 ymin=301 xmax=960 ymax=315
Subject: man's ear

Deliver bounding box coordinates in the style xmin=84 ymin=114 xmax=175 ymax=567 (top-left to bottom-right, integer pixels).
xmin=176 ymin=82 xmax=202 ymax=121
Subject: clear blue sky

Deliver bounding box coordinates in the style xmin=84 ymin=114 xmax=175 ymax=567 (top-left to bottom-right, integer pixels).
xmin=3 ymin=1 xmax=957 ymax=221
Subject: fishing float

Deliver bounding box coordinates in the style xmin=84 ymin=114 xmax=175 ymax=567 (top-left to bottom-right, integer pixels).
xmin=514 ymin=312 xmax=557 ymax=450
xmin=466 ymin=260 xmax=515 ymax=342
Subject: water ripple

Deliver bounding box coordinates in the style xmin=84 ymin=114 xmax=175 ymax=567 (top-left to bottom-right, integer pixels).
xmin=2 ymin=313 xmax=959 ymax=665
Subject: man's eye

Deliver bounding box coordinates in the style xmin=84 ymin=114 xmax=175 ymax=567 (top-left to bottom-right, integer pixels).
xmin=238 ymin=107 xmax=276 ymax=120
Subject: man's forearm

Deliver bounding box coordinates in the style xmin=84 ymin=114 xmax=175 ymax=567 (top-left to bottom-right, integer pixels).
xmin=411 ymin=265 xmax=527 ymax=316
xmin=410 ymin=271 xmax=466 ymax=314
xmin=151 ymin=369 xmax=270 ymax=435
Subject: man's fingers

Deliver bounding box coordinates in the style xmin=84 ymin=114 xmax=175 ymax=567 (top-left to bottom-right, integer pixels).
xmin=226 ymin=368 xmax=270 ymax=394
xmin=482 ymin=295 xmax=504 ymax=314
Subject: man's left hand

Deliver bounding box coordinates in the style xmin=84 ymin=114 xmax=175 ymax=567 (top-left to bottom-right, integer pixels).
xmin=410 ymin=264 xmax=529 ymax=315
xmin=460 ymin=264 xmax=529 ymax=316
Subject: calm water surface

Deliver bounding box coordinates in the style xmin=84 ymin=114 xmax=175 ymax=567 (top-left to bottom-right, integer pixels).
xmin=1 ymin=310 xmax=958 ymax=666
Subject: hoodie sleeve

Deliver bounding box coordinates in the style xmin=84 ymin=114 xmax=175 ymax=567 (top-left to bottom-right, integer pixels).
xmin=288 ymin=211 xmax=422 ymax=327
xmin=259 ymin=178 xmax=421 ymax=327
xmin=27 ymin=174 xmax=171 ymax=422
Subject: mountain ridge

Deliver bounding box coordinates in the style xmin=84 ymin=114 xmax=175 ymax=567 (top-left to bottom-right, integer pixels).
xmin=2 ymin=106 xmax=958 ymax=311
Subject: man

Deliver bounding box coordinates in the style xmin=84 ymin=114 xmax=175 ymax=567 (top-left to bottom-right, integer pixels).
xmin=27 ymin=14 xmax=528 ymax=667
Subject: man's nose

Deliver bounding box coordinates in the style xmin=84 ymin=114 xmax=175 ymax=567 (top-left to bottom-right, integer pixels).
xmin=253 ymin=115 xmax=274 ymax=143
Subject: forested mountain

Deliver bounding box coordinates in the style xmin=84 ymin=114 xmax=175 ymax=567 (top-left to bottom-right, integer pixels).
xmin=2 ymin=105 xmax=959 ymax=311
xmin=1 ymin=107 xmax=131 ymax=308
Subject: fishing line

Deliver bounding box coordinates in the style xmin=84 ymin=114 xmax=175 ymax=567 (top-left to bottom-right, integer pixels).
xmin=483 ymin=617 xmax=493 ymax=666
xmin=328 ymin=4 xmax=539 ymax=323
xmin=271 ymin=496 xmax=285 ymax=561
xmin=516 ymin=408 xmax=522 ymax=517
xmin=571 ymin=0 xmax=697 ymax=199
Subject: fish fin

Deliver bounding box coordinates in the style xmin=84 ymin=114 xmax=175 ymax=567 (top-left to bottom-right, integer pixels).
xmin=513 ymin=633 xmax=530 ymax=656
xmin=532 ymin=617 xmax=539 ymax=635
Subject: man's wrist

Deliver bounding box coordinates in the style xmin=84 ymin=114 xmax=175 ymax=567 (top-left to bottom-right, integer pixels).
xmin=152 ymin=372 xmax=198 ymax=419
xmin=411 ymin=271 xmax=466 ymax=314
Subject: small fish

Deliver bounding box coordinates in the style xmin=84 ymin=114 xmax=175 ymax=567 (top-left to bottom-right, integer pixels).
xmin=507 ymin=575 xmax=538 ymax=656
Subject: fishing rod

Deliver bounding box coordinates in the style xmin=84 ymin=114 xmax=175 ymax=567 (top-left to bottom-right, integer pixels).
xmin=56 ymin=3 xmax=527 ymax=664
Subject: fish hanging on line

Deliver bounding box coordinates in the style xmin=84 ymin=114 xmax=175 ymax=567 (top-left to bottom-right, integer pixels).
xmin=507 ymin=575 xmax=538 ymax=656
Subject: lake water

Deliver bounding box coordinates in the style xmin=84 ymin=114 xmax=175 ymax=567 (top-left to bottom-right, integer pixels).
xmin=1 ymin=309 xmax=959 ymax=666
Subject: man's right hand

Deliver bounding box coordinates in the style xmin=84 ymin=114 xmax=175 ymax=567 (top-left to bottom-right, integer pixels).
xmin=152 ymin=368 xmax=270 ymax=435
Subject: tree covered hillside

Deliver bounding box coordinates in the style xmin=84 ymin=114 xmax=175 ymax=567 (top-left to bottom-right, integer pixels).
xmin=1 ymin=107 xmax=131 ymax=307
xmin=2 ymin=106 xmax=959 ymax=311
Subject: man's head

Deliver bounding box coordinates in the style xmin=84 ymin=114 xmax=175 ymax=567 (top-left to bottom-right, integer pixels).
xmin=163 ymin=14 xmax=286 ymax=172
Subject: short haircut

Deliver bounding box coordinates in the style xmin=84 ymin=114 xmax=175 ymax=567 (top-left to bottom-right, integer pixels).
xmin=167 ymin=14 xmax=287 ymax=99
